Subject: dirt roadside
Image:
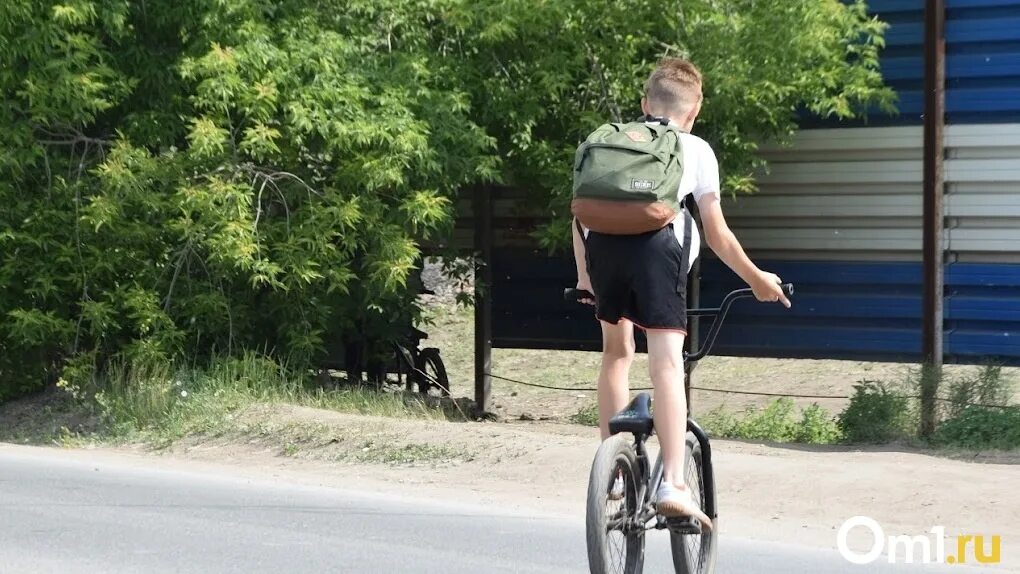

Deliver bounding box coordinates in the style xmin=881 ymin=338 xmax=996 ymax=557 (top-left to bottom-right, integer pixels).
xmin=23 ymin=405 xmax=1015 ymax=569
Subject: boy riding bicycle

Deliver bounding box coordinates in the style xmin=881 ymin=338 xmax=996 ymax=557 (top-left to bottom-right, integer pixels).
xmin=572 ymin=58 xmax=791 ymax=526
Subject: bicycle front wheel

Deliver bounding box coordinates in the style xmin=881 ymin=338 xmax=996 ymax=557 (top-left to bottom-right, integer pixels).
xmin=414 ymin=347 xmax=450 ymax=396
xmin=670 ymin=431 xmax=718 ymax=574
xmin=586 ymin=435 xmax=645 ymax=574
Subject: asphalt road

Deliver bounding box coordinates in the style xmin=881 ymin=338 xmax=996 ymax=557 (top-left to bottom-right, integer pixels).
xmin=0 ymin=446 xmax=1001 ymax=574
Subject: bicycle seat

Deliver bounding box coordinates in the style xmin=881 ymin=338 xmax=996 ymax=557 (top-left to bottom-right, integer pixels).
xmin=608 ymin=392 xmax=654 ymax=436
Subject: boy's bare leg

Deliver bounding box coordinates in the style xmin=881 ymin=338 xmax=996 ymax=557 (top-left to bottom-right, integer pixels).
xmin=647 ymin=329 xmax=710 ymax=526
xmin=646 ymin=330 xmax=687 ymax=484
xmin=597 ymin=319 xmax=635 ymax=440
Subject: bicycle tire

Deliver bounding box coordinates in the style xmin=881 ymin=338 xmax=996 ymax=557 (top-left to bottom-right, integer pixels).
xmin=586 ymin=435 xmax=646 ymax=574
xmin=415 ymin=348 xmax=450 ymax=397
xmin=669 ymin=431 xmax=718 ymax=574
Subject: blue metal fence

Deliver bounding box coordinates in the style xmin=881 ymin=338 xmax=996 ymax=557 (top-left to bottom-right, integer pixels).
xmin=866 ymin=0 xmax=1020 ymax=123
xmin=698 ymin=259 xmax=1020 ymax=363
xmin=489 ymin=250 xmax=1020 ymax=364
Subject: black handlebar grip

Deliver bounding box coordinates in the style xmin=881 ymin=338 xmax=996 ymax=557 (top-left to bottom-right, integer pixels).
xmin=564 ymin=288 xmax=595 ymax=302
xmin=781 ymin=283 xmax=794 ymax=297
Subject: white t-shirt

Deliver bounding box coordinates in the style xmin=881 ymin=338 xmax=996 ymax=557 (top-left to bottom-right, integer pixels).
xmin=582 ymin=126 xmax=721 ymax=270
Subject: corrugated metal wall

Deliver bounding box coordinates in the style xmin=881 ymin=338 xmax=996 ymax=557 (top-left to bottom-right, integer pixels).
xmin=483 ymin=0 xmax=1020 ymax=364
xmin=701 ymin=0 xmax=1020 ymax=363
xmin=727 ymin=124 xmax=1020 ymax=261
xmin=825 ymin=0 xmax=1020 ymax=125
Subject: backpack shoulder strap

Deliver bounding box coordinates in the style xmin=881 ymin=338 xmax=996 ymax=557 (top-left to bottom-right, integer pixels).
xmin=680 ymin=196 xmax=694 ymax=276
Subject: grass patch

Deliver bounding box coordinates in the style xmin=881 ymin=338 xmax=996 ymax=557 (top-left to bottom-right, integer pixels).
xmin=942 ymin=364 xmax=1014 ymax=418
xmin=549 ymin=364 xmax=1019 ymax=451
xmin=702 ymin=398 xmax=842 ymax=444
xmin=2 ymin=352 xmax=466 ymax=448
xmin=932 ymin=406 xmax=1020 ymax=450
xmin=570 ymin=397 xmax=843 ymax=445
xmin=341 ymin=440 xmax=476 ymax=466
xmin=571 ymin=403 xmax=599 ymax=427
xmin=833 ymin=366 xmax=1018 ymax=449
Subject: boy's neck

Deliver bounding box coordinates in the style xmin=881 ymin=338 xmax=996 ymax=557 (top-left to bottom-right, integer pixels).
xmin=646 ymin=115 xmax=696 ymax=133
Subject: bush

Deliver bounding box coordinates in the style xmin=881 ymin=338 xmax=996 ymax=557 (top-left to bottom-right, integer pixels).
xmin=702 ymin=398 xmax=842 ymax=445
xmin=933 ymin=406 xmax=1020 ymax=450
xmin=571 ymin=403 xmax=600 ymax=427
xmin=795 ymin=403 xmax=844 ymax=444
xmin=731 ymin=398 xmax=798 ymax=442
xmin=944 ymin=364 xmax=1014 ymax=418
xmin=837 ymin=381 xmax=914 ymax=444
xmin=0 ymin=0 xmax=493 ymax=402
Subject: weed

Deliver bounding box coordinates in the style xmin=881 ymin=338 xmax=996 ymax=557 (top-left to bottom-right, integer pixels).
xmin=573 ymin=397 xmax=842 ymax=445
xmin=701 ymin=399 xmax=841 ymax=444
xmin=933 ymin=406 xmax=1020 ymax=450
xmin=571 ymin=403 xmax=599 ymax=427
xmin=944 ymin=364 xmax=1014 ymax=418
xmin=837 ymin=381 xmax=914 ymax=444
xmin=732 ymin=398 xmax=798 ymax=441
xmin=794 ymin=403 xmax=844 ymax=444
xmin=4 ymin=352 xmax=462 ymax=447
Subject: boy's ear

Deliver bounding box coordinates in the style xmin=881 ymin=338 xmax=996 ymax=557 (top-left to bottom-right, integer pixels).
xmin=640 ymin=97 xmax=649 ymax=116
xmin=683 ymin=100 xmax=703 ymax=129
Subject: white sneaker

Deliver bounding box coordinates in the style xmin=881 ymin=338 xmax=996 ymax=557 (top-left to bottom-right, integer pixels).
xmin=655 ymin=483 xmax=711 ymax=529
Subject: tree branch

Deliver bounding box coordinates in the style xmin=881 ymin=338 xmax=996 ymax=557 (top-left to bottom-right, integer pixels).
xmin=585 ymin=44 xmax=622 ymax=123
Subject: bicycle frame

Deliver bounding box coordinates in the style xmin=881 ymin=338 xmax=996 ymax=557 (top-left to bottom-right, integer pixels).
xmin=568 ymin=284 xmax=793 ymax=531
xmin=686 ymin=420 xmax=715 ymax=518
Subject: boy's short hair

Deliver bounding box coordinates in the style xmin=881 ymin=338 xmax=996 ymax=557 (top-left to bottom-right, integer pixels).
xmin=644 ymin=58 xmax=703 ymax=113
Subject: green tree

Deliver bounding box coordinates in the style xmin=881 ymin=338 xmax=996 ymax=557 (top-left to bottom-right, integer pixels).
xmin=0 ymin=0 xmax=891 ymax=402
xmin=453 ymin=0 xmax=894 ymax=247
xmin=0 ymin=0 xmax=498 ymax=400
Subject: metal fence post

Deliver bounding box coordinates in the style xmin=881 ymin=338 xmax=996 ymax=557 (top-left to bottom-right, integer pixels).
xmin=473 ymin=186 xmax=493 ymax=416
xmin=921 ymin=0 xmax=946 ymax=438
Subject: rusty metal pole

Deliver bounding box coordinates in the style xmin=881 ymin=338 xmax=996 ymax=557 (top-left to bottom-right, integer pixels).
xmin=685 ymin=256 xmax=700 ymax=414
xmin=685 ymin=197 xmax=702 ymax=414
xmin=473 ymin=186 xmax=493 ymax=416
xmin=920 ymin=0 xmax=946 ymax=438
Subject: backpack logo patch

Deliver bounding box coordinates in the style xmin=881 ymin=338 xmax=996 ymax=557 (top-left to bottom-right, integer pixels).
xmin=625 ymin=130 xmax=651 ymax=143
xmin=631 ymin=179 xmax=654 ymax=191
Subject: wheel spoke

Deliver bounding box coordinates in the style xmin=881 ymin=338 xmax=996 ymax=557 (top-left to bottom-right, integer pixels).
xmin=588 ymin=447 xmax=647 ymax=574
xmin=684 ymin=454 xmax=706 ymax=569
xmin=608 ymin=530 xmax=625 ymax=573
xmin=606 ymin=461 xmax=631 ymax=572
xmin=605 ymin=516 xmax=627 ymax=531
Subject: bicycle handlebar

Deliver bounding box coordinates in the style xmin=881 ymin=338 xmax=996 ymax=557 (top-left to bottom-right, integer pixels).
xmin=563 ymin=283 xmax=794 ymax=362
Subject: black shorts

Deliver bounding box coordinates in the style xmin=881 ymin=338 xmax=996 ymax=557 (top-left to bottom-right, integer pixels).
xmin=585 ymin=224 xmax=688 ymax=332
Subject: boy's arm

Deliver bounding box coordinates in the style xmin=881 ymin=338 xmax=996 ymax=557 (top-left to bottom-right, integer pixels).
xmin=697 ymin=194 xmax=791 ymax=308
xmin=572 ymin=218 xmax=595 ymax=305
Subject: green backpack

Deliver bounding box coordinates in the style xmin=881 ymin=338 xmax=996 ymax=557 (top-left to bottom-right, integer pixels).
xmin=571 ymin=117 xmax=684 ymax=235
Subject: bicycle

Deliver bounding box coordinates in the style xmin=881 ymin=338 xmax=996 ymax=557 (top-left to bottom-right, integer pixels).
xmin=564 ymin=283 xmax=794 ymax=574
xmin=360 ymin=327 xmax=451 ymax=397
xmin=322 ymin=326 xmax=450 ymax=397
